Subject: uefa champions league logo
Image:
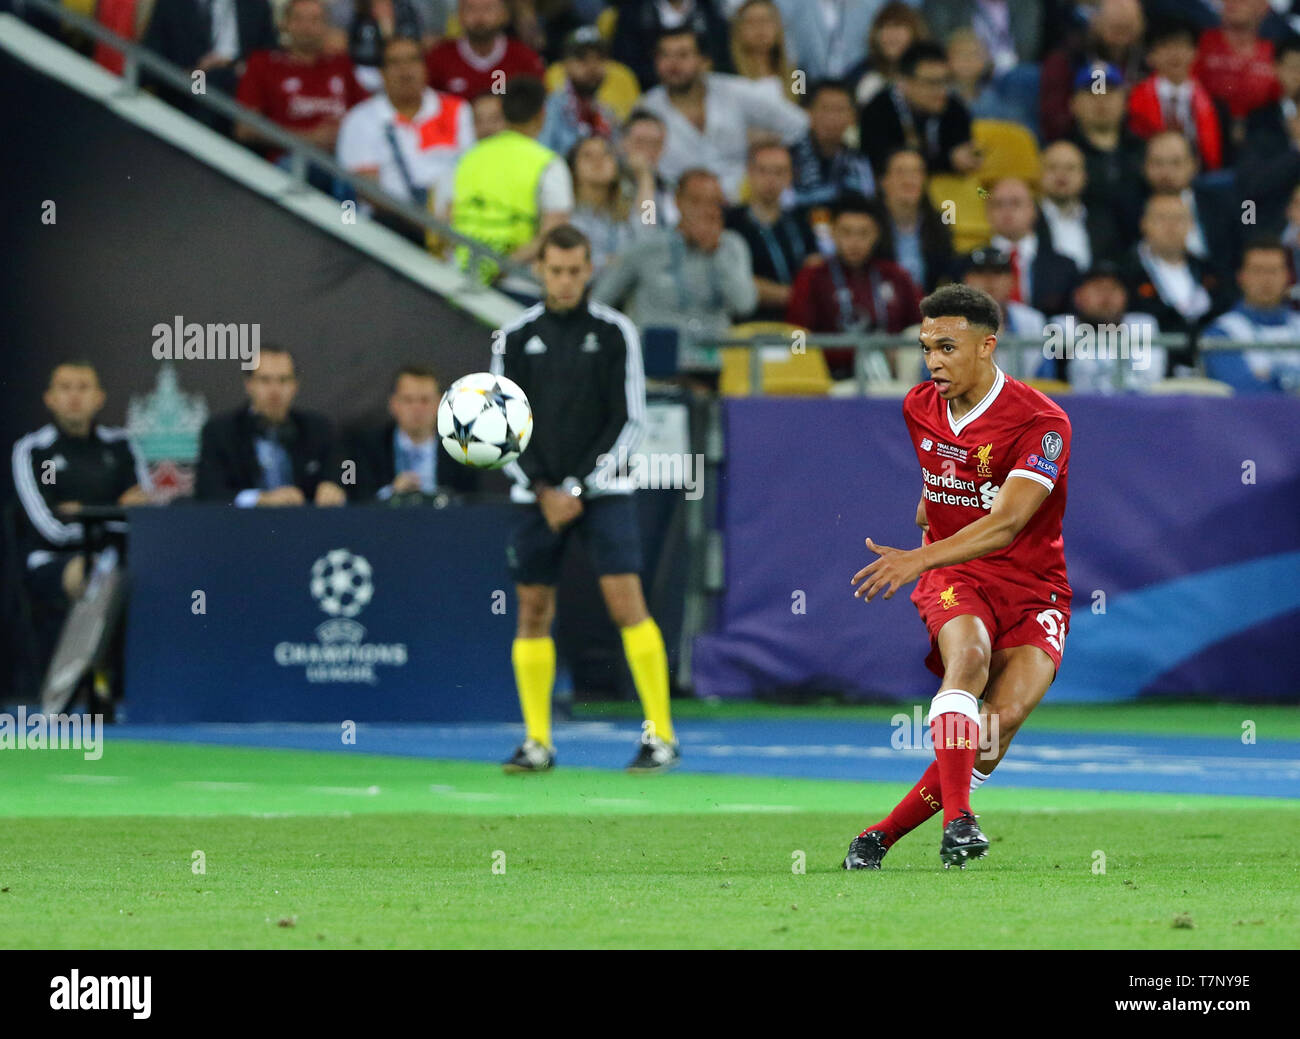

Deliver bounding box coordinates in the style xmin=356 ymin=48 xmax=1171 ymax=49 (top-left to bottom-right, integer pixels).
xmin=309 ymin=549 xmax=374 ymax=618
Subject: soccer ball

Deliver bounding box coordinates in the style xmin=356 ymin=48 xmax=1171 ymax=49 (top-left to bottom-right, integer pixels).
xmin=438 ymin=372 xmax=533 ymax=470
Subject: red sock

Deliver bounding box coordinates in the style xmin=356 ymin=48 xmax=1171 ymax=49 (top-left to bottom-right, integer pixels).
xmin=931 ymin=711 xmax=980 ymax=824
xmin=862 ymin=760 xmax=944 ymax=847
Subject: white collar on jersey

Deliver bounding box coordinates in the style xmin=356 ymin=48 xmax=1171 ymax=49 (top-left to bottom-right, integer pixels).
xmin=947 ymin=364 xmax=1005 ymax=436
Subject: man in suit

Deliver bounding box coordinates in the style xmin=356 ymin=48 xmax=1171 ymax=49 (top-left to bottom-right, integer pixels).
xmin=859 ymin=41 xmax=979 ymax=178
xmin=1137 ymin=130 xmax=1240 ymax=280
xmin=142 ymin=0 xmax=277 ymax=125
xmin=342 ymin=365 xmax=478 ymax=502
xmin=1119 ymin=192 xmax=1229 ymax=372
xmin=196 ymin=346 xmax=346 ymax=506
xmin=1238 ymin=36 xmax=1300 ymax=236
xmin=1036 ymin=140 xmax=1123 ymax=275
xmin=986 ymin=176 xmax=1080 ymax=318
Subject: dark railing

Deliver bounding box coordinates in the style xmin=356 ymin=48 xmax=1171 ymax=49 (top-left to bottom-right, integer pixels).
xmin=7 ymin=0 xmax=534 ymax=287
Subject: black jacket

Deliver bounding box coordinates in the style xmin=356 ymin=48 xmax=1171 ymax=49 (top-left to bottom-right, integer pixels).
xmin=142 ymin=0 xmax=277 ymax=71
xmin=196 ymin=407 xmax=337 ymax=503
xmin=859 ymin=87 xmax=973 ymax=176
xmin=1118 ymin=245 xmax=1229 ymax=370
xmin=492 ymin=296 xmax=645 ymax=499
xmin=341 ymin=420 xmax=479 ymax=502
xmin=611 ymin=0 xmax=732 ymax=90
xmin=1239 ymin=101 xmax=1300 ymax=237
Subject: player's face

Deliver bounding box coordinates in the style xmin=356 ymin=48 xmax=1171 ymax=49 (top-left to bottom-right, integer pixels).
xmin=44 ymin=365 xmax=105 ymax=433
xmin=246 ymin=353 xmax=297 ymax=423
xmin=539 ymin=243 xmax=593 ymax=311
xmin=918 ymin=315 xmax=995 ymax=399
xmin=389 ymin=375 xmax=440 ymax=440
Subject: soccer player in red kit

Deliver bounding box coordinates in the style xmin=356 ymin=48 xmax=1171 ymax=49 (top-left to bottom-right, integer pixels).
xmin=844 ymin=284 xmax=1072 ymax=870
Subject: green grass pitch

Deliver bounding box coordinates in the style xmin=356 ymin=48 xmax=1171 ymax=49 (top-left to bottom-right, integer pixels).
xmin=2 ymin=730 xmax=1297 ymax=949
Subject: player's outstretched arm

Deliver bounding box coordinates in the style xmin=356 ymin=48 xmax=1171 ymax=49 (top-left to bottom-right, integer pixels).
xmin=852 ymin=478 xmax=1050 ymax=601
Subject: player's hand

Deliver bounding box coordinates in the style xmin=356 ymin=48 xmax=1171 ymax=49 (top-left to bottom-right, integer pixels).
xmin=257 ymin=486 xmax=306 ymax=506
xmin=391 ymin=472 xmax=422 ymax=494
xmin=851 ymin=537 xmax=926 ymax=601
xmin=538 ymin=487 xmax=582 ymax=532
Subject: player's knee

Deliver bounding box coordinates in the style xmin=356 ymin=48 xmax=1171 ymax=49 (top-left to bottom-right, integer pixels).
xmin=515 ymin=587 xmax=555 ymax=634
xmin=991 ymin=698 xmax=1031 ymax=742
xmin=948 ymin=642 xmax=991 ymax=688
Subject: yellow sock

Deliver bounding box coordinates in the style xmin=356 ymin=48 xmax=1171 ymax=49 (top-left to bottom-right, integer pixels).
xmin=511 ymin=636 xmax=555 ymax=749
xmin=621 ymin=618 xmax=674 ymax=744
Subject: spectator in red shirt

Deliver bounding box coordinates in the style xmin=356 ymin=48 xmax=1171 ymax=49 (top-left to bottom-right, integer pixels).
xmin=785 ymin=194 xmax=923 ymax=379
xmin=425 ymin=0 xmax=545 ymax=99
xmin=1128 ymin=19 xmax=1227 ymax=171
xmin=1193 ymin=0 xmax=1282 ymax=131
xmin=236 ymin=0 xmax=368 ymax=171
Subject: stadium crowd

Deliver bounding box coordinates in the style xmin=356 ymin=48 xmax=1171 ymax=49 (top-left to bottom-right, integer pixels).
xmin=35 ymin=0 xmax=1300 ymax=393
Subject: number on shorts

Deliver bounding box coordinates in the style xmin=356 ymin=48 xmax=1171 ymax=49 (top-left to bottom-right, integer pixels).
xmin=1036 ymin=609 xmax=1065 ymax=652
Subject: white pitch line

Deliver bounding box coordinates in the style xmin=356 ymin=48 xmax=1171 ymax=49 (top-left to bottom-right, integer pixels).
xmin=711 ymin=803 xmax=798 ymax=813
xmin=304 ymin=785 xmax=382 ymax=796
xmin=174 ymin=781 xmax=256 ymax=791
xmin=49 ymin=774 xmax=128 ymax=784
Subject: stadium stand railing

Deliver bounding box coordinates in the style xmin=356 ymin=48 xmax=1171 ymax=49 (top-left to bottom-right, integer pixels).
xmin=10 ymin=0 xmax=532 ymax=288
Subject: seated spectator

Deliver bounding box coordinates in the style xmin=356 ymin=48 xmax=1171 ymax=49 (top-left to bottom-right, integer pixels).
xmin=343 ymin=365 xmax=479 ymax=500
xmin=1193 ymin=0 xmax=1283 ymax=138
xmin=1037 ymin=140 xmax=1122 ymax=276
xmin=1138 ymin=130 xmax=1240 ymax=279
xmin=592 ymin=168 xmax=757 ymax=371
xmin=1039 ymin=0 xmax=1146 ymax=142
xmin=539 ymin=26 xmax=619 ymax=157
xmin=730 ymin=0 xmax=796 ymax=104
xmin=612 ymin=0 xmax=732 ymax=91
xmin=1284 ymin=183 xmax=1300 ymax=299
xmin=638 ymin=26 xmax=808 ymax=203
xmin=425 ymin=0 xmax=545 ymax=99
xmin=196 ymin=346 xmax=346 ymax=506
xmin=789 ymin=79 xmax=878 ymax=211
xmin=986 ymin=177 xmax=1079 ymax=319
xmin=785 ymin=194 xmax=923 ymax=378
xmin=11 ymin=363 xmax=152 ymax=688
xmin=847 ymin=1 xmax=930 ymax=108
xmin=773 ymin=0 xmax=878 ymax=84
xmin=877 ymin=147 xmax=956 ymax=292
xmin=141 ymin=0 xmax=277 ymax=126
xmin=470 ymin=89 xmax=506 ymax=138
xmin=235 ymin=0 xmax=367 ymax=182
xmin=946 ymin=28 xmax=1025 ymax=125
xmin=1238 ymin=37 xmax=1300 ymax=236
xmin=1119 ymin=193 xmax=1228 ymax=370
xmin=619 ymin=109 xmax=680 ymax=229
xmin=335 ymin=0 xmax=432 ymax=94
xmin=961 ymin=246 xmax=1045 ymax=341
xmin=447 ymin=76 xmax=572 ymax=279
xmin=1202 ymin=239 xmax=1300 ymax=393
xmin=1046 ymin=261 xmax=1163 ymax=392
xmin=569 ymin=136 xmax=637 ymax=277
xmin=858 ymin=41 xmax=979 ymax=178
xmin=1127 ymin=19 xmax=1227 ymax=172
xmin=923 ymin=0 xmax=1041 ymax=76
xmin=1067 ymin=63 xmax=1144 ymax=217
xmin=724 ymin=141 xmax=816 ymax=322
xmin=336 ymin=35 xmax=474 ymax=238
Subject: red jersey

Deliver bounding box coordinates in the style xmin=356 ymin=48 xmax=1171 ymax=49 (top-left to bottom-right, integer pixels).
xmin=903 ymin=367 xmax=1071 ymax=601
xmin=1193 ymin=29 xmax=1281 ymax=119
xmin=426 ymin=36 xmax=546 ymax=100
xmin=237 ymin=50 xmax=368 ymax=158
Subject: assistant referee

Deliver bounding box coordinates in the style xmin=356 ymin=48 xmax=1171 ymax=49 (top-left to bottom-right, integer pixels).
xmin=490 ymin=223 xmax=679 ymax=774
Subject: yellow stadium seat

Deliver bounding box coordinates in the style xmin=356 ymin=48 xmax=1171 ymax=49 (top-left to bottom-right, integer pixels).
xmin=973 ymin=119 xmax=1042 ymax=189
xmin=1020 ymin=378 xmax=1073 ymax=396
xmin=720 ymin=323 xmax=832 ymax=396
xmin=927 ymin=173 xmax=989 ymax=255
xmin=597 ymin=7 xmax=618 ymax=41
xmin=543 ymin=59 xmax=642 ymax=122
xmin=62 ymin=0 xmax=97 ymax=17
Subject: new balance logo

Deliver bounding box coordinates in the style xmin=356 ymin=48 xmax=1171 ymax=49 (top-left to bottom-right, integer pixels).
xmin=524 ymin=336 xmax=547 ymax=355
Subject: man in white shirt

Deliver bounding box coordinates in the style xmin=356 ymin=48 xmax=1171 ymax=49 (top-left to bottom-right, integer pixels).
xmin=336 ymin=35 xmax=474 ymax=233
xmin=639 ymin=25 xmax=808 ymax=201
xmin=1036 ymin=140 xmax=1122 ymax=276
xmin=987 ymin=176 xmax=1079 ymax=317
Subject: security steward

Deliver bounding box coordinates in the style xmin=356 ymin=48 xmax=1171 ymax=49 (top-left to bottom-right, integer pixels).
xmin=491 ymin=223 xmax=679 ymax=774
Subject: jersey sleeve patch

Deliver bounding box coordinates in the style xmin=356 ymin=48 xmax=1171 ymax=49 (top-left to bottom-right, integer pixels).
xmin=1023 ymin=453 xmax=1059 ymax=480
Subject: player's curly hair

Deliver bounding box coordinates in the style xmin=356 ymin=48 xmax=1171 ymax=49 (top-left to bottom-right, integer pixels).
xmin=920 ymin=284 xmax=1001 ymax=334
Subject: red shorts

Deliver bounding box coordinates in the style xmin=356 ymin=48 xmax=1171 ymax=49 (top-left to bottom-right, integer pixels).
xmin=910 ymin=568 xmax=1070 ymax=679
